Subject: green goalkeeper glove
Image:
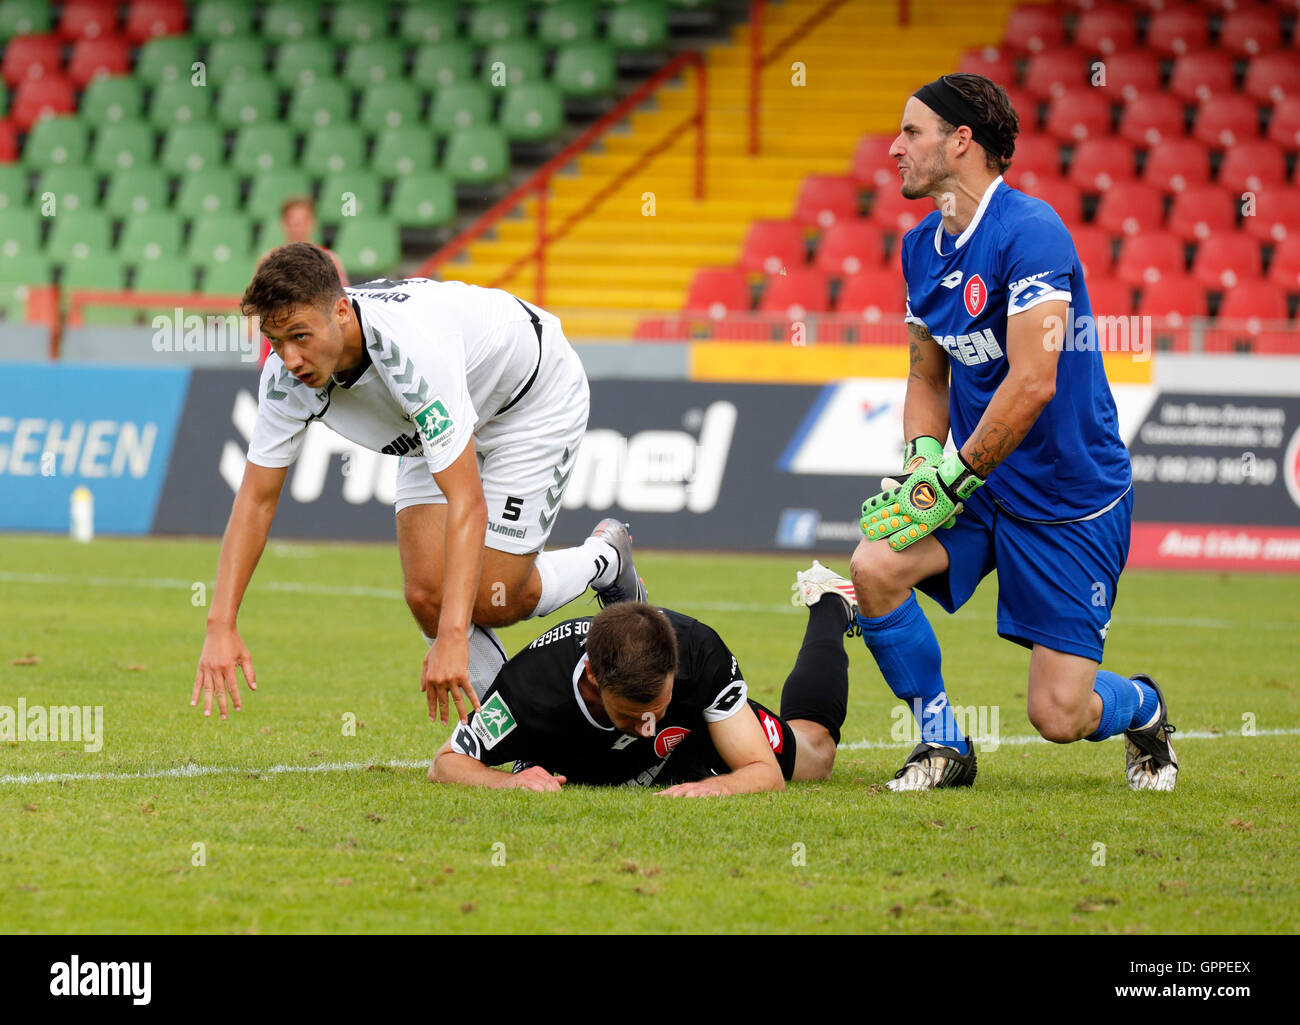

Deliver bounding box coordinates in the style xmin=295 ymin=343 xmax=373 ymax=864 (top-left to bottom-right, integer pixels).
xmin=861 ymin=450 xmax=984 ymax=551
xmin=901 ymin=435 xmax=944 ymax=476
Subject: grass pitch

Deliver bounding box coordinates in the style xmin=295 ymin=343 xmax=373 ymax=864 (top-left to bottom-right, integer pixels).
xmin=1 ymin=533 xmax=1297 ymax=934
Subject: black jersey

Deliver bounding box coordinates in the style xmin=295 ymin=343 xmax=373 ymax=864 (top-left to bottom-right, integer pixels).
xmin=447 ymin=609 xmax=748 ymax=787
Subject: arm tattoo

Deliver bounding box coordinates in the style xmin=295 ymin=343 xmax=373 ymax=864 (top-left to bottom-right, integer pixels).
xmin=965 ymin=420 xmax=1018 ymax=478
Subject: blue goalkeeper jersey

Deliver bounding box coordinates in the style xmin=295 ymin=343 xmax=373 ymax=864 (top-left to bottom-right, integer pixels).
xmin=899 ymin=176 xmax=1132 ymax=522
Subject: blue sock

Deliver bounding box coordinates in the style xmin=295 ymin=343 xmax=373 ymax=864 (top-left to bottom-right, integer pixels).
xmin=1086 ymin=670 xmax=1140 ymax=742
xmin=1130 ymin=675 xmax=1160 ymax=729
xmin=856 ymin=593 xmax=968 ymax=755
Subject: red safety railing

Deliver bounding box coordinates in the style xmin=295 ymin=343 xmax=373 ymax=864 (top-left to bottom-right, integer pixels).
xmin=65 ymin=290 xmax=241 ymax=328
xmin=417 ymin=50 xmax=707 ymax=306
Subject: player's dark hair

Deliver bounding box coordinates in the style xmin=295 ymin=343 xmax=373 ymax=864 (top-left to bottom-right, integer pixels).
xmin=934 ymin=72 xmax=1019 ymax=174
xmin=240 ymin=242 xmax=344 ymax=325
xmin=586 ymin=603 xmax=678 ymax=704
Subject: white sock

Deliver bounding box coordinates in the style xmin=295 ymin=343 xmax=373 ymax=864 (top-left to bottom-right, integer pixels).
xmin=532 ymin=538 xmax=616 ymax=618
xmin=421 ymin=624 xmax=507 ymax=700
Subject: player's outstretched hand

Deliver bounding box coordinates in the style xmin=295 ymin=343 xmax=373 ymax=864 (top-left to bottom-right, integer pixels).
xmin=191 ymin=624 xmax=256 ymax=720
xmin=860 ymin=451 xmax=984 ymax=551
xmin=421 ymin=634 xmax=481 ymax=725
xmin=505 ymin=766 xmax=566 ymax=792
xmin=656 ymin=779 xmax=730 ymax=798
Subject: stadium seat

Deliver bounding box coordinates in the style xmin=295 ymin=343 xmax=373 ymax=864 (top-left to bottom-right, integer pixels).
xmin=149 ymin=79 xmax=213 ymax=125
xmin=117 ymin=209 xmax=182 ymax=262
xmin=46 ymin=207 xmax=111 ymax=262
xmin=0 ymin=0 xmax=51 ymax=38
xmin=1022 ymin=48 xmax=1090 ymax=101
xmin=1073 ymin=6 xmax=1136 ymax=55
xmin=685 ymin=268 xmax=750 ymax=317
xmin=80 ymin=74 xmax=145 ymax=125
xmin=245 ymin=168 xmax=313 ymax=219
xmin=3 ymin=34 xmax=63 ymax=87
xmin=104 ymin=166 xmax=169 ymax=215
xmin=333 ymin=216 xmax=400 ymax=275
xmin=1244 ymin=186 xmax=1300 ymax=243
xmin=1067 ymin=136 xmax=1136 ymax=192
xmin=481 ymin=39 xmax=546 ymax=88
xmin=0 ymin=164 xmax=27 ymax=210
xmin=1002 ymin=4 xmax=1064 ymax=54
xmin=206 ymin=38 xmax=268 ymax=85
xmin=192 ymin=0 xmax=252 ymax=42
xmin=814 ymin=220 xmax=885 ymax=276
xmin=1217 ymin=280 xmax=1288 ymax=323
xmin=37 ymin=165 xmax=97 ymax=212
xmin=136 ymin=35 xmax=193 ymax=84
xmin=1099 ymin=50 xmax=1160 ymax=103
xmin=67 ymin=34 xmax=131 ymax=87
xmin=287 ymin=80 xmax=354 ymax=130
xmin=0 ymin=207 xmax=40 ymax=255
xmin=1116 ymin=231 xmax=1185 ymax=285
xmin=1095 ymin=181 xmax=1165 ymax=235
xmin=957 ymin=46 xmax=1015 ymax=86
xmin=201 ymin=255 xmax=259 ymax=295
xmin=215 ymin=75 xmax=278 ymax=127
xmin=760 ymin=268 xmax=830 ymax=317
xmin=1141 ymin=137 xmax=1211 ymax=193
xmin=869 ymin=186 xmax=930 ymax=235
xmin=1219 ymin=8 xmax=1283 ymax=57
xmin=1145 ymin=7 xmax=1209 ymax=57
xmin=498 ymin=83 xmax=564 ymax=142
xmin=1268 ymin=235 xmax=1300 ymax=290
xmin=608 ymin=1 xmax=669 ymax=51
xmin=1019 ymin=176 xmax=1084 ymax=224
xmin=1085 ymin=275 xmax=1134 ymax=317
xmin=0 ymin=118 xmax=16 ymax=162
xmin=1218 ymin=139 xmax=1288 ymax=194
xmin=318 ymin=170 xmax=381 ymax=224
xmin=1168 ymin=50 xmax=1235 ymax=104
xmin=793 ymin=176 xmax=859 ymax=229
xmin=469 ymin=0 xmax=529 ymax=45
xmin=90 ymin=119 xmax=155 ymax=172
xmin=388 ymin=170 xmax=456 ymax=227
xmin=22 ymin=115 xmax=89 ymax=169
xmin=431 ymin=82 xmax=492 ymax=136
xmin=124 ymin=0 xmax=187 ymax=43
xmin=159 ymin=123 xmax=224 ymax=173
xmin=1244 ymin=52 xmax=1300 ymax=105
xmin=10 ymin=74 xmax=76 ymax=131
xmin=370 ymin=126 xmax=436 ymax=175
xmin=1167 ymin=184 xmax=1238 ymax=241
xmin=273 ymin=38 xmax=336 ymax=89
xmin=740 ymin=220 xmax=806 ymax=274
xmin=1138 ymin=274 xmax=1207 ymax=325
xmin=187 ymin=213 xmax=254 ymax=264
xmin=59 ymin=0 xmax=118 ymax=40
xmin=1118 ymin=92 xmax=1185 ymax=146
xmin=553 ymin=42 xmax=617 ymax=97
xmin=1268 ymin=96 xmax=1300 ymax=150
xmin=442 ymin=126 xmax=509 ymax=184
xmin=331 ymin=0 xmax=389 ymax=43
xmin=1071 ymin=224 xmax=1114 ymax=278
xmin=400 ymin=3 xmax=460 ymax=45
xmin=1192 ymin=233 xmax=1262 ymax=289
xmin=1194 ymin=95 xmax=1262 ymax=149
xmin=301 ymin=124 xmax=366 ymax=174
xmin=836 ymin=268 xmax=906 ymax=319
xmin=132 ymin=259 xmax=196 ymax=292
xmin=343 ymin=39 xmax=406 ymax=88
xmin=1003 ymin=136 xmax=1061 ymax=190
xmin=358 ymin=80 xmax=423 ymax=130
xmin=850 ymin=133 xmax=898 ymax=190
xmin=174 ymin=168 xmax=237 ymax=215
xmin=412 ymin=41 xmax=475 ymax=90
xmin=1044 ymin=88 xmax=1113 ymax=142
xmin=63 ymin=249 xmax=126 ymax=290
xmin=1005 ymin=86 xmax=1041 ymax=131
xmin=262 ymin=0 xmax=323 ymax=42
xmin=230 ymin=124 xmax=295 ymax=173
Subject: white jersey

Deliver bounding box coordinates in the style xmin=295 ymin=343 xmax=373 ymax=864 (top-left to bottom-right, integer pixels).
xmin=247 ymin=278 xmax=561 ymax=477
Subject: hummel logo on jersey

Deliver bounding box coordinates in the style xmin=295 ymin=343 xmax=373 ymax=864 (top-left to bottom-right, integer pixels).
xmin=935 ymin=328 xmax=1005 ymax=366
xmin=940 ymin=271 xmax=964 ymax=289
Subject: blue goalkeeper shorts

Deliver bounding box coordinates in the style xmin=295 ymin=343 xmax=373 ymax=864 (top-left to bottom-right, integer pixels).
xmin=916 ymin=486 xmax=1134 ymax=662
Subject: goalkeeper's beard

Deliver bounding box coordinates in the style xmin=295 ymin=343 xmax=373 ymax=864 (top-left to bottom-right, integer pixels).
xmin=900 ymin=153 xmax=952 ymax=202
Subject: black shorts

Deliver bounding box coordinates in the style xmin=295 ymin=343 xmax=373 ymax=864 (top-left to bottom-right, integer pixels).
xmin=660 ymin=700 xmax=798 ymax=785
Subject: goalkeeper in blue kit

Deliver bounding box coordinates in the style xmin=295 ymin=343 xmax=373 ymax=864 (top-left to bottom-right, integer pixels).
xmin=850 ymin=73 xmax=1178 ymax=791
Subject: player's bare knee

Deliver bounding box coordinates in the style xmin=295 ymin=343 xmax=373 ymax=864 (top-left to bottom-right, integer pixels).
xmin=850 ymin=542 xmax=905 ymax=615
xmin=1027 ymin=701 xmax=1083 ymax=744
xmin=791 ymin=720 xmax=836 ymax=781
xmin=403 ymin=582 xmax=441 ymax=634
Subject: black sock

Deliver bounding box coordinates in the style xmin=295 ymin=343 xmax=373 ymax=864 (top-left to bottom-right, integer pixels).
xmin=779 ymin=599 xmax=850 ymax=744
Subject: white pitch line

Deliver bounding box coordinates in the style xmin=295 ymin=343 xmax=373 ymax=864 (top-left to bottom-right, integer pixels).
xmin=1 ymin=571 xmax=1295 ymax=632
xmin=3 ymin=729 xmax=1297 ymax=786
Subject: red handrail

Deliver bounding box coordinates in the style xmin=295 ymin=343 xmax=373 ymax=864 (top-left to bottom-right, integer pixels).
xmin=417 ymin=50 xmax=707 ymax=306
xmin=65 ymin=290 xmax=241 ymax=328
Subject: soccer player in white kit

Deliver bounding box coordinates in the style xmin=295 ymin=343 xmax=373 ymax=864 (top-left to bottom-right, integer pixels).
xmin=190 ymin=243 xmax=646 ymax=725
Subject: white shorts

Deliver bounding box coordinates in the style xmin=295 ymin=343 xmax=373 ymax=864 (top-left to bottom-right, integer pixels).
xmin=393 ymin=319 xmax=589 ymax=555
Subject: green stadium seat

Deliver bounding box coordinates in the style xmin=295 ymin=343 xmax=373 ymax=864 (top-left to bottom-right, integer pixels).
xmin=118 ymin=210 xmax=184 ymax=263
xmin=0 ymin=253 xmax=52 ymax=286
xmin=482 ymin=40 xmax=545 ymax=88
xmin=136 ymin=35 xmax=196 ymax=85
xmin=398 ymin=2 xmax=459 ymax=45
xmin=317 ymin=170 xmax=381 ymax=224
xmin=0 ymin=208 xmax=40 ymax=255
xmin=187 ymin=213 xmax=254 ymax=264
xmin=0 ymin=0 xmax=51 ymax=39
xmin=103 ymin=166 xmax=170 ymax=216
xmin=608 ymin=1 xmax=668 ymax=51
xmin=202 ymin=256 xmax=259 ymax=295
xmin=0 ymin=81 xmax=7 ymax=116
xmin=46 ymin=209 xmax=112 ymax=263
xmin=431 ymin=82 xmax=492 ymax=137
xmin=90 ymin=120 xmax=157 ymax=173
xmin=193 ymin=0 xmax=253 ymax=42
xmin=216 ymin=75 xmax=280 ymax=127
xmin=62 ymin=251 xmax=126 ymax=291
xmin=333 ymin=216 xmax=400 ymax=275
xmin=132 ymin=259 xmax=197 ymax=293
xmin=412 ymin=40 xmax=474 ymax=90
xmin=342 ymin=39 xmax=406 ymax=88
xmin=443 ymin=126 xmax=509 ymax=185
xmin=538 ymin=1 xmax=597 ymax=46
xmin=37 ymin=166 xmax=98 ymax=214
xmin=287 ymin=79 xmax=353 ymax=129
xmin=330 ymin=0 xmax=389 ymax=43
xmin=230 ymin=124 xmax=296 ymax=174
xmin=388 ymin=170 xmax=456 ymax=227
xmin=24 ymin=116 xmax=90 ymax=170
xmin=206 ymin=38 xmax=270 ymax=85
xmin=301 ymin=124 xmax=366 ymax=174
xmin=148 ymin=80 xmax=214 ymax=126
xmin=553 ymin=42 xmax=616 ymax=97
xmin=263 ymin=0 xmax=324 ymax=42
xmin=0 ymin=164 xmax=28 ymax=211
xmin=468 ymin=0 xmax=528 ymax=45
xmin=272 ymin=37 xmax=336 ymax=88
xmin=160 ymin=123 xmax=225 ymax=173
xmin=499 ymin=82 xmax=563 ymax=141
xmin=370 ymin=126 xmax=435 ymax=176
xmin=245 ymin=168 xmax=314 ymax=219
xmin=81 ymin=76 xmax=146 ymax=125
xmin=174 ymin=168 xmax=238 ymax=216
xmin=358 ymin=80 xmax=423 ymax=130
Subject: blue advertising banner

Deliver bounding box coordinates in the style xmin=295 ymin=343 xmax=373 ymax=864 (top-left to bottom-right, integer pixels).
xmin=0 ymin=364 xmax=190 ymax=534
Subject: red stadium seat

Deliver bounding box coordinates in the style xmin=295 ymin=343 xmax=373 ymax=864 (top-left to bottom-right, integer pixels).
xmin=1022 ymin=47 xmax=1090 ymax=100
xmin=1045 ymin=87 xmax=1113 ymax=142
xmin=1116 ymin=231 xmax=1185 ymax=285
xmin=1003 ymin=4 xmax=1065 ymax=54
xmin=1074 ymin=7 xmax=1137 ymax=55
xmin=1095 ymin=181 xmax=1166 ymax=235
xmin=1118 ymin=92 xmax=1186 ymax=146
xmin=1243 ymin=186 xmax=1300 ymax=243
xmin=957 ymin=46 xmax=1016 ymax=85
xmin=1168 ymin=50 xmax=1235 ymax=104
xmin=1071 ymin=224 xmax=1115 ymax=277
xmin=1146 ymin=8 xmax=1209 ymax=57
xmin=739 ymin=220 xmax=806 ymax=275
xmin=0 ymin=119 xmax=17 ymax=162
xmin=10 ymin=74 xmax=77 ymax=132
xmin=1191 ymin=232 xmax=1263 ymax=289
xmin=125 ymin=0 xmax=186 ymax=43
xmin=1085 ymin=275 xmax=1135 ymax=317
xmin=1019 ymin=175 xmax=1084 ymax=223
xmin=1194 ymin=94 xmax=1263 ymax=149
xmin=1068 ymin=136 xmax=1137 ymax=191
xmin=869 ymin=186 xmax=931 ymax=236
xmin=1219 ymin=8 xmax=1283 ymax=58
xmin=1004 ymin=86 xmax=1041 ymax=131
xmin=814 ymin=220 xmax=886 ymax=276
xmin=685 ymin=268 xmax=751 ymax=317
xmin=1218 ymin=139 xmax=1289 ymax=194
xmin=2 ymin=35 xmax=63 ymax=87
xmin=1003 ymin=134 xmax=1062 ymax=190
xmin=1168 ymin=183 xmax=1239 ymax=240
xmin=760 ymin=268 xmax=831 ymax=317
xmin=836 ymin=268 xmax=906 ymax=320
xmin=633 ymin=318 xmax=692 ymax=342
xmin=850 ymin=133 xmax=898 ymax=191
xmin=59 ymin=0 xmax=118 ymax=40
xmin=1267 ymin=96 xmax=1300 ymax=149
xmin=1268 ymin=235 xmax=1300 ymax=290
xmin=1141 ymin=137 xmax=1212 ymax=193
xmin=792 ymin=175 xmax=860 ymax=230
xmin=1244 ymin=52 xmax=1300 ymax=106
xmin=67 ymin=35 xmax=130 ymax=87
xmin=1099 ymin=50 xmax=1161 ymax=104
xmin=1217 ymin=280 xmax=1289 ymax=322
xmin=1138 ymin=274 xmax=1208 ymax=324
xmin=1248 ymin=331 xmax=1300 ymax=355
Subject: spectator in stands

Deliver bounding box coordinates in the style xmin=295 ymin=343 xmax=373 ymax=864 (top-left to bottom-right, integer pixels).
xmin=258 ymin=197 xmax=348 ymax=366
